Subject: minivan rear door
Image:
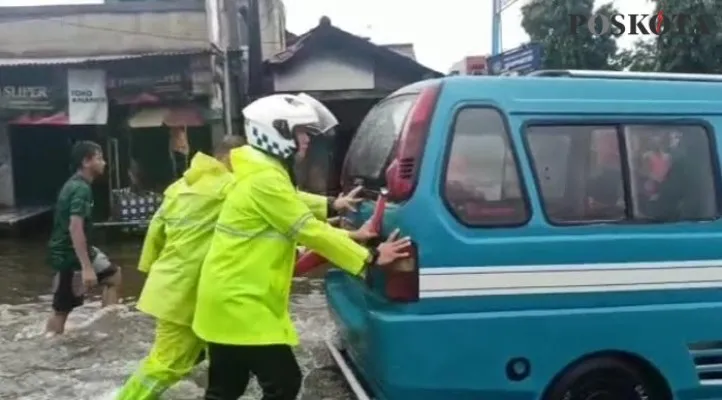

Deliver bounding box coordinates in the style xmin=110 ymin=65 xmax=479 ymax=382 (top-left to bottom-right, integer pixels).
xmin=342 ymin=94 xmax=417 ymax=194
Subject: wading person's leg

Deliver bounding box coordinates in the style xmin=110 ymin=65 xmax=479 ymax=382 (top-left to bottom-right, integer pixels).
xmin=204 ymin=344 xmax=301 ymax=400
xmin=116 ymin=320 xmax=205 ymax=400
xmin=204 ymin=343 xmax=252 ymax=400
xmin=98 ymin=267 xmax=121 ymax=307
xmin=92 ymin=248 xmax=121 ymax=307
xmin=250 ymin=345 xmax=302 ymax=400
xmin=46 ymin=269 xmax=83 ymax=335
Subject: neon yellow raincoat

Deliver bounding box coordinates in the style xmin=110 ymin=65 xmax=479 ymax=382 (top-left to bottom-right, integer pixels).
xmin=192 ymin=145 xmax=370 ymax=346
xmin=116 ymin=152 xmax=235 ymax=400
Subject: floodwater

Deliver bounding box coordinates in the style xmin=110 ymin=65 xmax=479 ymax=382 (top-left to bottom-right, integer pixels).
xmin=0 ymin=233 xmax=352 ymax=400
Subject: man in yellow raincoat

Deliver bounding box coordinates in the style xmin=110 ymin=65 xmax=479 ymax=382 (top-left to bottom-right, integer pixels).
xmin=193 ymin=93 xmax=411 ymax=400
xmin=116 ymin=132 xmax=364 ymax=399
xmin=114 ymin=135 xmax=244 ymax=399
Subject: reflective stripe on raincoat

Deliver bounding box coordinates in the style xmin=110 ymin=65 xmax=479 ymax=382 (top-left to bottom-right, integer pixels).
xmin=136 ymin=152 xmax=235 ymax=327
xmin=192 ymin=145 xmax=370 ymax=346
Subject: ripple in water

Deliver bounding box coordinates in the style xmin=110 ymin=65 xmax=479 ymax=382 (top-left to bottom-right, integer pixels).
xmin=0 ymin=278 xmax=351 ymax=400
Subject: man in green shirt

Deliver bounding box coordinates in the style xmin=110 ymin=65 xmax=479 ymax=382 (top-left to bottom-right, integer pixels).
xmin=46 ymin=141 xmax=121 ymax=335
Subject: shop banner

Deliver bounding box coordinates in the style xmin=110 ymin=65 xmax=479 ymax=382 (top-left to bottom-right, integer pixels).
xmin=0 ymin=68 xmax=108 ymax=125
xmin=68 ymin=69 xmax=108 ymax=125
xmin=107 ymin=68 xmax=194 ymax=105
xmin=0 ymin=54 xmax=209 ymax=124
xmin=105 ymin=54 xmax=210 ymax=105
xmin=107 ymin=72 xmax=191 ymax=105
xmin=0 ymin=68 xmax=69 ymax=125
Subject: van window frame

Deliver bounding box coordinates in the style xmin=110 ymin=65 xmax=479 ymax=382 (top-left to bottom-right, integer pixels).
xmin=521 ymin=118 xmax=722 ymax=226
xmin=439 ymin=104 xmax=532 ymax=228
xmin=341 ymin=93 xmax=418 ymax=193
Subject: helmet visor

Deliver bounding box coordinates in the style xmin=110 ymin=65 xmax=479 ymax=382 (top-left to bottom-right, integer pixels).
xmin=293 ymin=123 xmax=323 ymax=136
xmin=296 ymin=93 xmax=339 ymax=135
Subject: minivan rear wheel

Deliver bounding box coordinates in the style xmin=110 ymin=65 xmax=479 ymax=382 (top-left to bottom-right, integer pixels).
xmin=543 ymin=356 xmax=670 ymax=400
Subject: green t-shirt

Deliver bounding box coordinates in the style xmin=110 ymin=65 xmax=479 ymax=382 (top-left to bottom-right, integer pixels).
xmin=48 ymin=174 xmax=94 ymax=271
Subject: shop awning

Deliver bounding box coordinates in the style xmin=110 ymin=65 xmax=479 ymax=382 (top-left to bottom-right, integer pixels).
xmin=0 ymin=50 xmax=210 ymax=67
xmin=127 ymin=106 xmax=205 ymax=128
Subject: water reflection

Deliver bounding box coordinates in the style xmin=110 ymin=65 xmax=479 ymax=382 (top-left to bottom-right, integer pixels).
xmin=0 ymin=236 xmax=351 ymax=399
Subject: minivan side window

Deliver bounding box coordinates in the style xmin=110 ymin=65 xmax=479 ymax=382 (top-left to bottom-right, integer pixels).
xmin=443 ymin=107 xmax=529 ymax=226
xmin=526 ymin=126 xmax=626 ymax=222
xmin=525 ymin=124 xmax=719 ymax=224
xmin=343 ymin=94 xmax=417 ymax=185
xmin=625 ymin=125 xmax=718 ymax=221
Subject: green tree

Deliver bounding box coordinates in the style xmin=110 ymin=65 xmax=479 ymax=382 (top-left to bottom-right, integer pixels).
xmin=612 ymin=38 xmax=658 ymax=71
xmin=653 ymin=0 xmax=721 ymax=73
xmin=521 ymin=0 xmax=618 ymax=70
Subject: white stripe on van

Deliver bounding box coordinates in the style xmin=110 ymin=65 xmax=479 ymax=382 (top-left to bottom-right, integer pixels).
xmin=418 ymin=260 xmax=722 ymax=298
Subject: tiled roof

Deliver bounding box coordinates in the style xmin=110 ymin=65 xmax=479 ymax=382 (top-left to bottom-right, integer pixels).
xmin=268 ymin=17 xmax=441 ymax=78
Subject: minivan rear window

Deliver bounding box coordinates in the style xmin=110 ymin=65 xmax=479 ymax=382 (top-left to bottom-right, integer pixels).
xmin=343 ymin=94 xmax=417 ymax=185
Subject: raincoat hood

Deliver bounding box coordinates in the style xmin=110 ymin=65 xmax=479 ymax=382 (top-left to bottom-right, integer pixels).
xmin=181 ymin=152 xmax=229 ymax=186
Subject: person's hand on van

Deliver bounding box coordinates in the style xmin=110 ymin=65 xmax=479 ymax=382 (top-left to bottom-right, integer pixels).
xmin=349 ymin=217 xmax=378 ymax=242
xmin=375 ymin=229 xmax=411 ymax=266
xmin=333 ymin=185 xmax=363 ymax=212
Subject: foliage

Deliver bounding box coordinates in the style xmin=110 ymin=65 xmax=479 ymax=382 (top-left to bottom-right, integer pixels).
xmin=521 ymin=0 xmax=618 ymax=70
xmin=612 ymin=39 xmax=657 ymax=71
xmin=520 ymin=0 xmax=722 ymax=74
xmin=651 ymin=0 xmax=722 ymax=73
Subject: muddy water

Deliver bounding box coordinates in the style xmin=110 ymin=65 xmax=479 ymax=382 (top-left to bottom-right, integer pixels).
xmin=0 ymin=235 xmax=352 ymax=400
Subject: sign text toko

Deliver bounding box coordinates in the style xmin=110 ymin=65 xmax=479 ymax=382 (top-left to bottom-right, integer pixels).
xmin=570 ymin=10 xmax=714 ymax=36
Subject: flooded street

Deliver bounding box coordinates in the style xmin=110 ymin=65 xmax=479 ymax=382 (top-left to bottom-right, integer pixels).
xmin=0 ymin=234 xmax=352 ymax=400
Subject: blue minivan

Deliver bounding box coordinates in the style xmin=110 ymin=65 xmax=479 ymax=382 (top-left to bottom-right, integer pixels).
xmin=325 ymin=70 xmax=722 ymax=400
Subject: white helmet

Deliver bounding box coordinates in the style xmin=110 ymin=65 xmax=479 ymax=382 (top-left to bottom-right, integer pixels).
xmin=296 ymin=92 xmax=338 ymax=135
xmin=242 ymin=93 xmax=338 ymax=159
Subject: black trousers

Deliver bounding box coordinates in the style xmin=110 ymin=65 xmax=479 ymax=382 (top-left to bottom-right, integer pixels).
xmin=205 ymin=343 xmax=302 ymax=400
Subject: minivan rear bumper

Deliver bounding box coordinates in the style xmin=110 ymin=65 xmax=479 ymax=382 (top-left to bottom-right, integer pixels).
xmin=325 ymin=270 xmax=538 ymax=400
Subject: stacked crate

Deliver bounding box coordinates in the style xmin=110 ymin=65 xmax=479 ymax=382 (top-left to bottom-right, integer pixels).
xmin=111 ymin=188 xmax=163 ymax=223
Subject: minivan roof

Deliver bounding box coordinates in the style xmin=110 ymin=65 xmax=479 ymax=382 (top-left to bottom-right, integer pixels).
xmin=390 ymin=72 xmax=722 ymax=116
xmin=388 ymin=78 xmax=444 ymax=97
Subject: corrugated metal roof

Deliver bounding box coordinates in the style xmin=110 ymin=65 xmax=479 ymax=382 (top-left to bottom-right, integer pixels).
xmin=0 ymin=49 xmax=210 ymax=67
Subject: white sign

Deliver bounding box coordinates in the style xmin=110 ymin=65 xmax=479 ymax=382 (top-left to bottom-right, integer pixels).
xmin=67 ymin=69 xmax=108 ymax=125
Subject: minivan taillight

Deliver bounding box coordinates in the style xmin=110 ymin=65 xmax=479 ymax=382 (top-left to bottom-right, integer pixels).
xmin=383 ymin=242 xmax=419 ymax=302
xmin=386 ymin=83 xmax=441 ymax=202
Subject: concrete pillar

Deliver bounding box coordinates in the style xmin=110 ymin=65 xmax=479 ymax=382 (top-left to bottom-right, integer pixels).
xmin=0 ymin=124 xmax=15 ymax=207
xmin=210 ymin=120 xmax=226 ymax=147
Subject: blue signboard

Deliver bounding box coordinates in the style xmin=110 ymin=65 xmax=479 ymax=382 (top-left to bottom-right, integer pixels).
xmin=487 ymin=43 xmax=543 ymax=75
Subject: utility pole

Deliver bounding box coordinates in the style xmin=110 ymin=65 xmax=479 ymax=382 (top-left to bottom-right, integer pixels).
xmin=246 ymin=0 xmax=263 ymax=98
xmin=223 ymin=0 xmax=242 ymax=134
xmin=492 ymin=0 xmax=501 ymax=55
xmin=222 ymin=52 xmax=233 ymax=134
xmin=492 ymin=0 xmax=521 ymax=56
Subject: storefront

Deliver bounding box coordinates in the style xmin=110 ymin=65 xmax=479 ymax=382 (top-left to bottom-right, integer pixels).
xmin=0 ymin=64 xmax=106 ymax=229
xmin=100 ymin=53 xmax=215 ymax=228
xmin=0 ymin=52 xmax=217 ymax=229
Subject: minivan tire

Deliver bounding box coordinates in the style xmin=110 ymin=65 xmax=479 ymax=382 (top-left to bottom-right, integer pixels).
xmin=543 ymin=356 xmax=670 ymax=400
